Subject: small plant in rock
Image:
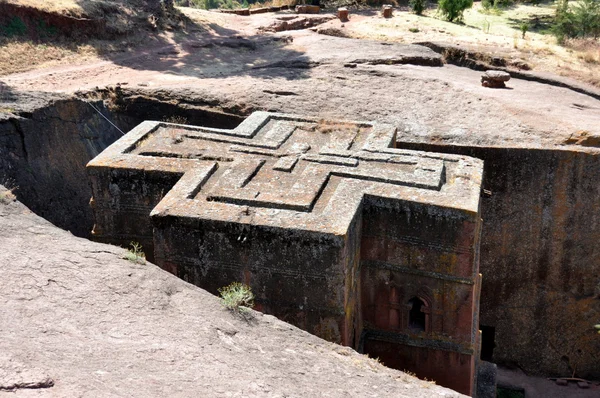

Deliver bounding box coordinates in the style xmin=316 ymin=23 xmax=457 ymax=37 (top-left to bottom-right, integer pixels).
xmin=218 ymin=282 xmax=254 ymax=313
xmin=123 ymin=241 xmax=146 ymax=264
xmin=0 ymin=189 xmax=15 ymax=204
xmin=520 ymin=22 xmax=529 ymax=39
xmin=0 ymin=178 xmax=17 ymax=205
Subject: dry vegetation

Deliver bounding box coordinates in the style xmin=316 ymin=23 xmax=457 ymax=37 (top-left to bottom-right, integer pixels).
xmin=1 ymin=0 xmax=599 ymax=87
xmin=324 ymin=2 xmax=600 ymax=87
xmin=0 ymin=0 xmax=198 ymax=76
xmin=4 ymin=0 xmax=85 ymax=15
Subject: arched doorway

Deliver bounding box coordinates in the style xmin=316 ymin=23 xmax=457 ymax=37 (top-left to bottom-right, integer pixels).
xmin=408 ymin=297 xmax=426 ymax=332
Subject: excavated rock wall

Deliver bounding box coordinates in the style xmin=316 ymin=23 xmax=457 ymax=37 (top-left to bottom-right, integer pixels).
xmin=0 ymin=97 xmax=137 ymax=237
xmin=0 ymin=91 xmax=244 ymax=238
xmin=398 ymin=141 xmax=600 ymax=380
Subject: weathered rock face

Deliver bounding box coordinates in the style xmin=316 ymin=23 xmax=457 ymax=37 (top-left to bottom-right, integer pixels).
xmin=87 ymin=112 xmax=484 ymax=395
xmin=0 ymin=89 xmax=245 ymax=238
xmin=0 ymin=185 xmax=466 ymax=398
xmin=0 ymin=94 xmax=137 ymax=236
xmin=398 ymin=141 xmax=600 ymax=380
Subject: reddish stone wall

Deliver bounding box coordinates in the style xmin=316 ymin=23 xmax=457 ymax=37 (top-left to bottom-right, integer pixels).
xmin=360 ymin=199 xmax=481 ymax=395
xmin=398 ymin=141 xmax=600 ymax=379
xmin=363 ymin=339 xmax=475 ymax=395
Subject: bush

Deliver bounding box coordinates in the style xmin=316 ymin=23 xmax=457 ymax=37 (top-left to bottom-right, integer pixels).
xmin=481 ymin=0 xmax=493 ymax=11
xmin=553 ymin=0 xmax=600 ymax=42
xmin=520 ymin=22 xmax=529 ymax=38
xmin=410 ymin=0 xmax=426 ymax=15
xmin=0 ymin=17 xmax=27 ymax=38
xmin=218 ymin=282 xmax=254 ymax=313
xmin=438 ymin=0 xmax=473 ymax=22
xmin=573 ymin=0 xmax=600 ymax=38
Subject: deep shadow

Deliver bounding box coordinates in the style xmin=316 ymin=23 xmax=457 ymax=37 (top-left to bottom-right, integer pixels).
xmin=0 ymin=1 xmax=312 ymax=80
xmin=506 ymin=13 xmax=554 ymax=34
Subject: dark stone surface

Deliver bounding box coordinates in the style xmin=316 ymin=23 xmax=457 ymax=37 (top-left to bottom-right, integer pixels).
xmin=477 ymin=361 xmax=498 ymax=398
xmin=397 ymin=141 xmax=600 ymax=381
xmin=0 ymin=95 xmax=138 ymax=237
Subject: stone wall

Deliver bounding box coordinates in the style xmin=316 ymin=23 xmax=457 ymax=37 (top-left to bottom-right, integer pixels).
xmin=398 ymin=141 xmax=600 ymax=379
xmin=154 ymin=219 xmax=352 ymax=344
xmin=360 ymin=198 xmax=482 ymax=396
xmin=0 ymin=97 xmax=137 ymax=237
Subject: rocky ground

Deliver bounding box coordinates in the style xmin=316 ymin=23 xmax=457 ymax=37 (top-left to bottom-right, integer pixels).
xmin=2 ymin=11 xmax=599 ymax=149
xmin=0 ymin=186 xmax=463 ymax=397
xmin=2 ymin=6 xmax=600 ymax=398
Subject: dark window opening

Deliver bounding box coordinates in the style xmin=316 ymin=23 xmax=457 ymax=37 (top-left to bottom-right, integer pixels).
xmin=408 ymin=297 xmax=426 ymax=332
xmin=480 ymin=325 xmax=496 ymax=361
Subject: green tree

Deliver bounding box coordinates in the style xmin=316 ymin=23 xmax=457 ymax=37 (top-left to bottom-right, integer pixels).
xmin=572 ymin=0 xmax=600 ymax=38
xmin=553 ymin=0 xmax=600 ymax=41
xmin=438 ymin=0 xmax=473 ymax=22
xmin=410 ymin=0 xmax=426 ymax=15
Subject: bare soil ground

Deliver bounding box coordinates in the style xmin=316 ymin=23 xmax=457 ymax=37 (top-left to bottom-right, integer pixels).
xmin=3 ymin=12 xmax=599 ymax=148
xmin=320 ymin=2 xmax=600 ymax=87
xmin=0 ymin=0 xmax=194 ymax=75
xmin=0 ymin=186 xmax=464 ymax=397
xmin=2 ymin=1 xmax=599 ymax=85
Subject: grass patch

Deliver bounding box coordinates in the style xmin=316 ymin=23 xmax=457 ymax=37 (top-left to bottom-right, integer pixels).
xmin=123 ymin=241 xmax=146 ymax=264
xmin=0 ymin=179 xmax=18 ymax=204
xmin=218 ymin=282 xmax=254 ymax=313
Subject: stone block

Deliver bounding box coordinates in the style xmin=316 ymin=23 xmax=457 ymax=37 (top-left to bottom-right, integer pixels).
xmin=338 ymin=7 xmax=349 ymax=22
xmin=382 ymin=5 xmax=393 ymax=18
xmin=296 ymin=5 xmax=320 ymax=14
xmin=87 ymin=112 xmax=484 ymax=395
xmin=577 ymin=381 xmax=590 ymax=389
xmin=481 ymin=70 xmax=511 ymax=88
